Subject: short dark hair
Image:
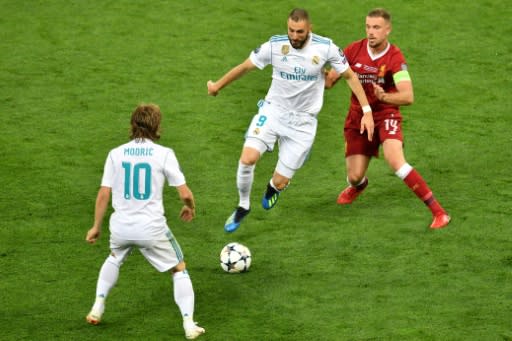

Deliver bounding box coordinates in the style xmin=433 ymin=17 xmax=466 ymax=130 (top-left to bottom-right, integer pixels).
xmin=288 ymin=8 xmax=309 ymax=23
xmin=130 ymin=103 xmax=161 ymax=141
xmin=367 ymin=8 xmax=391 ymax=23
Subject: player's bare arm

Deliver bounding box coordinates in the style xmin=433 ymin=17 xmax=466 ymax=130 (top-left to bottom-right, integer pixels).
xmin=374 ymin=79 xmax=414 ymax=106
xmin=341 ymin=68 xmax=375 ymax=141
xmin=207 ymin=58 xmax=257 ymax=96
xmin=177 ymin=184 xmax=196 ymax=222
xmin=86 ymin=186 xmax=111 ymax=244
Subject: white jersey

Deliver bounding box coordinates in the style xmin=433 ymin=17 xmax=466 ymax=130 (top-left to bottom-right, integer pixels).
xmin=100 ymin=139 xmax=186 ymax=240
xmin=250 ymin=33 xmax=349 ymax=115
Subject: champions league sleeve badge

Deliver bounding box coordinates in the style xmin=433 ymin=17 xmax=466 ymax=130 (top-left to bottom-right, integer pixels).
xmin=338 ymin=48 xmax=347 ymax=64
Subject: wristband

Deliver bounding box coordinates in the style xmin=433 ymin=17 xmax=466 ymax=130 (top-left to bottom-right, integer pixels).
xmin=362 ymin=105 xmax=372 ymax=114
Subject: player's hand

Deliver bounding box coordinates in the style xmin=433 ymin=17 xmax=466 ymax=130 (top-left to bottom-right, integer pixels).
xmin=373 ymin=84 xmax=385 ymax=102
xmin=207 ymin=80 xmax=219 ymax=96
xmin=360 ymin=112 xmax=374 ymax=142
xmin=180 ymin=206 xmax=195 ymax=222
xmin=86 ymin=226 xmax=101 ymax=244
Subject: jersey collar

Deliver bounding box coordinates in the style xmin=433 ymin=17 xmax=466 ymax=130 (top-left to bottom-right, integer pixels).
xmin=367 ymin=41 xmax=390 ymax=61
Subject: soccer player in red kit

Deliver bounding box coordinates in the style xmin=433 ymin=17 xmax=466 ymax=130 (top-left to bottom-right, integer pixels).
xmin=326 ymin=8 xmax=450 ymax=229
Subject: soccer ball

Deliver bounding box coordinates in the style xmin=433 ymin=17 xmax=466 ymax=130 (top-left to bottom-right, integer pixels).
xmin=220 ymin=242 xmax=252 ymax=273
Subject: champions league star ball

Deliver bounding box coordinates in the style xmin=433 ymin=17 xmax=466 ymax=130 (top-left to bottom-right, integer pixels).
xmin=220 ymin=242 xmax=252 ymax=273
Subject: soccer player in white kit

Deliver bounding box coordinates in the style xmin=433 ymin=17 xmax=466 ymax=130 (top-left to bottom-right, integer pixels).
xmin=208 ymin=8 xmax=374 ymax=233
xmin=85 ymin=104 xmax=205 ymax=340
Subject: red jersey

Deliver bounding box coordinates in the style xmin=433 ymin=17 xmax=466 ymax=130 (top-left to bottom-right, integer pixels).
xmin=344 ymin=38 xmax=408 ymax=120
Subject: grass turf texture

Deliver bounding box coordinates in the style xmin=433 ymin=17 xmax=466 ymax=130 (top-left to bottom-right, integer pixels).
xmin=1 ymin=1 xmax=511 ymax=340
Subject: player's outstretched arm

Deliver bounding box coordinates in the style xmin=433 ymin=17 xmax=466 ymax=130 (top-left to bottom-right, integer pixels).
xmin=86 ymin=186 xmax=111 ymax=244
xmin=207 ymin=58 xmax=257 ymax=96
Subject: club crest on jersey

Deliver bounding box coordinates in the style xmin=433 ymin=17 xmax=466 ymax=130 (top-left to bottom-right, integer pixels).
xmin=312 ymin=56 xmax=320 ymax=65
xmin=281 ymin=45 xmax=290 ymax=55
xmin=253 ymin=128 xmax=260 ymax=135
xmin=378 ymin=65 xmax=387 ymax=78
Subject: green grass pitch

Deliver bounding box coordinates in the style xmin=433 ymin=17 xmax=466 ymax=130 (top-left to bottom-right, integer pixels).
xmin=1 ymin=1 xmax=511 ymax=340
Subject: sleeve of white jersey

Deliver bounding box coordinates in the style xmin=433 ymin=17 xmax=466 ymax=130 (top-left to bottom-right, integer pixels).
xmin=163 ymin=149 xmax=186 ymax=187
xmin=249 ymin=41 xmax=271 ymax=70
xmin=328 ymin=42 xmax=350 ymax=74
xmin=100 ymin=152 xmax=114 ymax=188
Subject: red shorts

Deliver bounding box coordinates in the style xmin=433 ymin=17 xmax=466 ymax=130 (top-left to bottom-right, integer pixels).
xmin=344 ymin=109 xmax=403 ymax=157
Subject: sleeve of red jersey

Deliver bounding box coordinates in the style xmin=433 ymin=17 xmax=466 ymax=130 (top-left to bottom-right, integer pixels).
xmin=390 ymin=47 xmax=408 ymax=76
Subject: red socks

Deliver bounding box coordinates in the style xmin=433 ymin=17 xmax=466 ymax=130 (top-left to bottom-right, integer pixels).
xmin=403 ymin=169 xmax=445 ymax=216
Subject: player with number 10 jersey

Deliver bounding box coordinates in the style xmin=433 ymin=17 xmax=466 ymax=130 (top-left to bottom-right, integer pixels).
xmin=101 ymin=139 xmax=185 ymax=240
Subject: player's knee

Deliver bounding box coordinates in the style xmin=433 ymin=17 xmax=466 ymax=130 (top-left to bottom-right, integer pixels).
xmin=171 ymin=261 xmax=187 ymax=274
xmin=242 ymin=140 xmax=266 ymax=164
xmin=387 ymin=158 xmax=407 ymax=172
xmin=240 ymin=149 xmax=261 ymax=165
xmin=106 ymin=253 xmax=125 ymax=268
xmin=240 ymin=156 xmax=258 ymax=166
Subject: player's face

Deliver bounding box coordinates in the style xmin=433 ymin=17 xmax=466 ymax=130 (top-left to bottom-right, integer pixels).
xmin=366 ymin=16 xmax=391 ymax=51
xmin=287 ymin=19 xmax=310 ymax=49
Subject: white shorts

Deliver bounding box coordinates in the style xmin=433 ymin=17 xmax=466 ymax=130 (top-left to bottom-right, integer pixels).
xmin=244 ymin=100 xmax=317 ymax=178
xmin=109 ymin=229 xmax=183 ymax=272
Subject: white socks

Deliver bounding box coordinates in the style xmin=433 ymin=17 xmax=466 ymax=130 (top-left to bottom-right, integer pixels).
xmin=96 ymin=255 xmax=120 ymax=299
xmin=173 ymin=270 xmax=195 ymax=320
xmin=90 ymin=296 xmax=105 ymax=316
xmin=90 ymin=261 xmax=196 ymax=324
xmin=90 ymin=255 xmax=120 ymax=314
xmin=237 ymin=162 xmax=255 ymax=210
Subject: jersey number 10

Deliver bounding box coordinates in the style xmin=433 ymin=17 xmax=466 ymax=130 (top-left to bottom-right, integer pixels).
xmin=122 ymin=162 xmax=152 ymax=200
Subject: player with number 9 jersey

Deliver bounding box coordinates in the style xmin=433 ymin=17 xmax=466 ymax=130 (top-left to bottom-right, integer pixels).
xmin=207 ymin=8 xmax=372 ymax=233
